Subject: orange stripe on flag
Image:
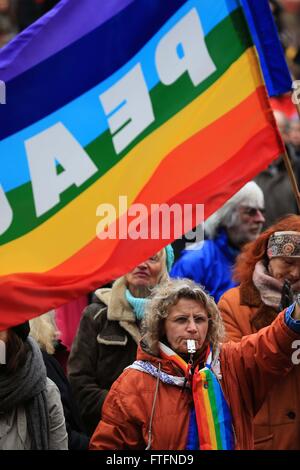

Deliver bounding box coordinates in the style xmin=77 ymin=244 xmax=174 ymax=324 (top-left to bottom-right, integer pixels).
xmin=0 ymin=93 xmax=283 ymax=327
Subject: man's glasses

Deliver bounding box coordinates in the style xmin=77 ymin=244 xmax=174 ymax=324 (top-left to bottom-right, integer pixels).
xmin=241 ymin=206 xmax=265 ymax=217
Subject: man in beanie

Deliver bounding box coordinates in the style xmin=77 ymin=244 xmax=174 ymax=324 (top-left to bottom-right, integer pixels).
xmin=171 ymin=182 xmax=265 ymax=302
xmin=219 ymin=214 xmax=300 ymax=449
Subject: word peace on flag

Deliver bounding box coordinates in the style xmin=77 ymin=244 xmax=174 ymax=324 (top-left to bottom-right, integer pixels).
xmin=0 ymin=9 xmax=215 ymax=237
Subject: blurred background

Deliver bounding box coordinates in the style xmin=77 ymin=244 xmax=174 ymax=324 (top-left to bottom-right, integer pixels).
xmin=0 ymin=0 xmax=59 ymax=47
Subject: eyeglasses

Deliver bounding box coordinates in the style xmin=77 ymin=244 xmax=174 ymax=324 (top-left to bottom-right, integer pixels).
xmin=240 ymin=206 xmax=265 ymax=217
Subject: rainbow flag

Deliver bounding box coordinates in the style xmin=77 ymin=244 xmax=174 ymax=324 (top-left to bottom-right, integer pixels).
xmin=0 ymin=0 xmax=284 ymax=328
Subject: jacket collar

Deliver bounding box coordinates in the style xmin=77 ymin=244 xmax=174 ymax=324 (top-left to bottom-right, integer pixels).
xmin=215 ymin=228 xmax=240 ymax=263
xmin=136 ymin=342 xmax=216 ymax=377
xmin=239 ymin=280 xmax=278 ymax=331
xmin=95 ymin=277 xmax=135 ymax=321
xmin=94 ymin=278 xmax=141 ymax=344
xmin=239 ymin=280 xmax=262 ymax=307
xmin=137 ymin=344 xmax=183 ymax=376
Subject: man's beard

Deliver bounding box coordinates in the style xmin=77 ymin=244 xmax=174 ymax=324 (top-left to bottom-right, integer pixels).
xmin=229 ymin=225 xmax=261 ymax=248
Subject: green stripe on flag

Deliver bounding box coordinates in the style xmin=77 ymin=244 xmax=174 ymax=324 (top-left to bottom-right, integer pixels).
xmin=205 ymin=369 xmax=223 ymax=449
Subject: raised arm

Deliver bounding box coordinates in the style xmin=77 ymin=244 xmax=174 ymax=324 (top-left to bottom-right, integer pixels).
xmin=221 ymin=308 xmax=300 ymax=417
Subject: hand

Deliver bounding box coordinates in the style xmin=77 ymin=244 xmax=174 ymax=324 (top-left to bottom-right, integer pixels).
xmin=293 ymin=294 xmax=300 ymax=320
xmin=280 ymin=280 xmax=294 ymax=310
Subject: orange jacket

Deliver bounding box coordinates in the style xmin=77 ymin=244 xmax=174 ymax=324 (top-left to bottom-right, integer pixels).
xmin=90 ymin=312 xmax=299 ymax=450
xmin=219 ymin=284 xmax=300 ymax=450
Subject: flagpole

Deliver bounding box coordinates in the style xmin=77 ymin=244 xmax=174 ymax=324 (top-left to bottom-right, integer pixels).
xmin=283 ymin=99 xmax=300 ymax=212
xmin=282 ymin=145 xmax=300 ymax=212
xmin=276 ymin=92 xmax=300 ymax=212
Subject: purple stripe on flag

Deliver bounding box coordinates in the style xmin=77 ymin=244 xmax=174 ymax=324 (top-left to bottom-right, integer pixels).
xmin=0 ymin=0 xmax=134 ymax=82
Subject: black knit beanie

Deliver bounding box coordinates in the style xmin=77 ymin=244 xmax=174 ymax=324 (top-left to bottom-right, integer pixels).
xmin=11 ymin=321 xmax=30 ymax=341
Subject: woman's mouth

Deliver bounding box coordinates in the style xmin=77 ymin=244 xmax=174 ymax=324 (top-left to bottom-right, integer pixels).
xmin=134 ymin=271 xmax=149 ymax=278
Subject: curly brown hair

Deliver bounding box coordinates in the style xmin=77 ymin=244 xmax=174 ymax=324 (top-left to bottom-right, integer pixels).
xmin=143 ymin=278 xmax=224 ymax=356
xmin=234 ymin=214 xmax=300 ymax=284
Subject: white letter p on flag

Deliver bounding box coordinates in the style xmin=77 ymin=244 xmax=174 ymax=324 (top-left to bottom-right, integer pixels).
xmin=155 ymin=8 xmax=216 ymax=87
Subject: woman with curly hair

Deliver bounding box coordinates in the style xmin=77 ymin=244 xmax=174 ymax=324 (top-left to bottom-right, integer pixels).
xmin=218 ymin=214 xmax=300 ymax=449
xmin=89 ymin=277 xmax=300 ymax=450
xmin=68 ymin=247 xmax=174 ymax=437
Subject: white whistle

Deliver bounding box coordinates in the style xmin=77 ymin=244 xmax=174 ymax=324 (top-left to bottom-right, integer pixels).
xmin=187 ymin=339 xmax=196 ymax=354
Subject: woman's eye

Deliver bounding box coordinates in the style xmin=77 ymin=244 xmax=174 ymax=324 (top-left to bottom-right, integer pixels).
xmin=176 ymin=317 xmax=187 ymax=323
xmin=195 ymin=317 xmax=205 ymax=323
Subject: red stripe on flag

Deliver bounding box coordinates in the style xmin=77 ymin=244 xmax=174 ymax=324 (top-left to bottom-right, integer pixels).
xmin=0 ymin=92 xmax=283 ymax=327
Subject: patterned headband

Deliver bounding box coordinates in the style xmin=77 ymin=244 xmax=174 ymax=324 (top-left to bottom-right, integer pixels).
xmin=267 ymin=231 xmax=300 ymax=259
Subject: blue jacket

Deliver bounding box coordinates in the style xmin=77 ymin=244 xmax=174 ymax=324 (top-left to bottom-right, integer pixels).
xmin=170 ymin=229 xmax=239 ymax=302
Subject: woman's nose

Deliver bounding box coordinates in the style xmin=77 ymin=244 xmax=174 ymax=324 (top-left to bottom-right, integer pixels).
xmin=137 ymin=261 xmax=148 ymax=269
xmin=253 ymin=209 xmax=265 ymax=223
xmin=187 ymin=319 xmax=197 ymax=333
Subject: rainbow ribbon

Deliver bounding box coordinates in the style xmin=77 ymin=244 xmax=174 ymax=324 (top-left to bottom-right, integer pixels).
xmin=159 ymin=342 xmax=235 ymax=450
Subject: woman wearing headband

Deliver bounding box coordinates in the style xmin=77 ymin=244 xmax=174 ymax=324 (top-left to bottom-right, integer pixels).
xmin=219 ymin=214 xmax=300 ymax=449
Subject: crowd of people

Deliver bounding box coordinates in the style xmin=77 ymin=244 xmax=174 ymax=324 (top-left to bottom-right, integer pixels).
xmin=2 ymin=0 xmax=300 ymax=452
xmin=2 ymin=212 xmax=300 ymax=450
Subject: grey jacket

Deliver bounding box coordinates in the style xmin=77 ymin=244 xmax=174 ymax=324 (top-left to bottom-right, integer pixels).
xmin=0 ymin=378 xmax=68 ymax=450
xmin=68 ymin=278 xmax=141 ymax=436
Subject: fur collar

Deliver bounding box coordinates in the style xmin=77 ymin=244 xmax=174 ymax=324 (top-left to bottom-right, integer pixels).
xmin=239 ymin=280 xmax=278 ymax=331
xmin=94 ymin=278 xmax=141 ymax=344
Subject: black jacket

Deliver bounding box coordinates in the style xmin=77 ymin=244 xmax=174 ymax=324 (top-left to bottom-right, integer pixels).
xmin=42 ymin=350 xmax=89 ymax=450
xmin=68 ymin=282 xmax=141 ymax=437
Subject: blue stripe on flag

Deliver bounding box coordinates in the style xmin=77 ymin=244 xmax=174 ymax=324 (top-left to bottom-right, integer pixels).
xmin=240 ymin=0 xmax=292 ymax=97
xmin=0 ymin=0 xmax=187 ymax=141
xmin=0 ymin=0 xmax=239 ymax=192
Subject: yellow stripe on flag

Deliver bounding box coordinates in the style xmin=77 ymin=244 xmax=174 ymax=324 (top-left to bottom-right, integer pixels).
xmin=0 ymin=48 xmax=264 ymax=274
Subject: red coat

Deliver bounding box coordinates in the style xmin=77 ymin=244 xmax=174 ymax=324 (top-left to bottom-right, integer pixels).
xmin=90 ymin=312 xmax=299 ymax=450
xmin=219 ymin=284 xmax=300 ymax=450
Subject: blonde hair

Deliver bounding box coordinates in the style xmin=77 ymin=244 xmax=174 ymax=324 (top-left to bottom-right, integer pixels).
xmin=156 ymin=248 xmax=169 ymax=283
xmin=143 ymin=278 xmax=224 ymax=356
xmin=29 ymin=311 xmax=59 ymax=354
